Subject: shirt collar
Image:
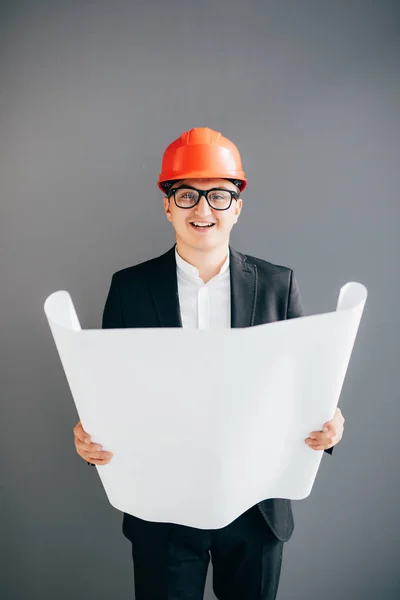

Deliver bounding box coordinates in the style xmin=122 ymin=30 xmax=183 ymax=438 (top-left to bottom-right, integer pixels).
xmin=175 ymin=246 xmax=230 ymax=282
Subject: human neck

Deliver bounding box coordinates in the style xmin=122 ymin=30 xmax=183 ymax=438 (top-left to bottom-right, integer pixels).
xmin=176 ymin=242 xmax=229 ymax=283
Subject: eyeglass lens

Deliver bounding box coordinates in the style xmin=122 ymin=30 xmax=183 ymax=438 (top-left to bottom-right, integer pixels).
xmin=174 ymin=188 xmax=234 ymax=209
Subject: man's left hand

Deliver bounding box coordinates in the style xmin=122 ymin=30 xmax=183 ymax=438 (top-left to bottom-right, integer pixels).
xmin=305 ymin=407 xmax=345 ymax=451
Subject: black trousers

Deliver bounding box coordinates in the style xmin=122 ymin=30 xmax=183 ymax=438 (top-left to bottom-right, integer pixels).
xmin=122 ymin=505 xmax=285 ymax=600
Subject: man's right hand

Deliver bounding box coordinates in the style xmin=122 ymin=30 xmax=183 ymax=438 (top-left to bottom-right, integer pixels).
xmin=73 ymin=421 xmax=114 ymax=465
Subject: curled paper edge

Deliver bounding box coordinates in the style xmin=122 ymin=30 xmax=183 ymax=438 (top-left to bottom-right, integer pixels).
xmin=44 ymin=282 xmax=368 ymax=332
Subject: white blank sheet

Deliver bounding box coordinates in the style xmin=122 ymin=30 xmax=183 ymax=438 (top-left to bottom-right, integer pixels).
xmin=44 ymin=282 xmax=367 ymax=529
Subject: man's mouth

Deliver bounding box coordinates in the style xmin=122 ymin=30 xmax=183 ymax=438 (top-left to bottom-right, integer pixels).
xmin=190 ymin=221 xmax=216 ymax=228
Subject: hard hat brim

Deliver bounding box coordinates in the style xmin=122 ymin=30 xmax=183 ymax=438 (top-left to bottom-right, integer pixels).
xmin=158 ymin=171 xmax=247 ymax=193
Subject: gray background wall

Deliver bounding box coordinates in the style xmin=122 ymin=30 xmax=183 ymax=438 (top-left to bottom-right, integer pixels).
xmin=1 ymin=1 xmax=399 ymax=599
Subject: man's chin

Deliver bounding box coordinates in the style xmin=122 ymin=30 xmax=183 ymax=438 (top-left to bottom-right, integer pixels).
xmin=185 ymin=228 xmax=216 ymax=243
xmin=179 ymin=236 xmax=217 ymax=252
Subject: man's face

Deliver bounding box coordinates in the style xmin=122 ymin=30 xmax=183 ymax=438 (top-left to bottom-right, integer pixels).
xmin=163 ymin=178 xmax=242 ymax=253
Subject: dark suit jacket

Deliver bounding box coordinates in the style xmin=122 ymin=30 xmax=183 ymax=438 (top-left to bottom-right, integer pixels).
xmin=101 ymin=245 xmax=333 ymax=542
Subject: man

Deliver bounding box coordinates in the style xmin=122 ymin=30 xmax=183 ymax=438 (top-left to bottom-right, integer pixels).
xmin=73 ymin=127 xmax=345 ymax=599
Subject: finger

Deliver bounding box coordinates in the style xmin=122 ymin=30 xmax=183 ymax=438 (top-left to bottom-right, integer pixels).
xmin=308 ymin=432 xmax=323 ymax=441
xmin=75 ymin=440 xmax=104 ymax=454
xmin=309 ymin=423 xmax=333 ymax=436
xmin=322 ymin=424 xmax=337 ymax=437
xmin=86 ymin=451 xmax=114 ymax=461
xmin=307 ymin=432 xmax=329 ymax=443
xmin=87 ymin=457 xmax=112 ymax=466
xmin=322 ymin=422 xmax=338 ymax=435
xmin=74 ymin=422 xmax=91 ymax=444
xmin=306 ymin=436 xmax=333 ymax=449
xmin=76 ymin=444 xmax=113 ymax=460
xmin=306 ymin=436 xmax=334 ymax=448
xmin=74 ymin=421 xmax=90 ymax=444
xmin=305 ymin=439 xmax=320 ymax=447
xmin=336 ymin=407 xmax=344 ymax=420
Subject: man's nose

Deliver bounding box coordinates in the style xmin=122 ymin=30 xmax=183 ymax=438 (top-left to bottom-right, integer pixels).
xmin=194 ymin=194 xmax=213 ymax=216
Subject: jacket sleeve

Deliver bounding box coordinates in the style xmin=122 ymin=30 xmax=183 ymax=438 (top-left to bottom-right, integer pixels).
xmin=287 ymin=270 xmax=334 ymax=456
xmin=88 ymin=274 xmax=124 ymax=466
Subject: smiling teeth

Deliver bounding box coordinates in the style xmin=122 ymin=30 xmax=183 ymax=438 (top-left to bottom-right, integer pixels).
xmin=192 ymin=222 xmax=214 ymax=227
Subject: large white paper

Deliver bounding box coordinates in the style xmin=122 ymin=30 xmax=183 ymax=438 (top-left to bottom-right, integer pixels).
xmin=44 ymin=282 xmax=367 ymax=529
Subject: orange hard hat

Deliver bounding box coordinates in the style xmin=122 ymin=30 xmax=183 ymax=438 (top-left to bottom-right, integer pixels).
xmin=158 ymin=127 xmax=247 ymax=193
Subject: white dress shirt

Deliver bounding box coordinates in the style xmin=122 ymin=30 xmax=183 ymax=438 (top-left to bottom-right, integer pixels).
xmin=175 ymin=246 xmax=231 ymax=329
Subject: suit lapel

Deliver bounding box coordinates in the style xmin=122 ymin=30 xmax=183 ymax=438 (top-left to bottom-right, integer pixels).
xmin=148 ymin=246 xmax=182 ymax=328
xmin=229 ymin=247 xmax=257 ymax=328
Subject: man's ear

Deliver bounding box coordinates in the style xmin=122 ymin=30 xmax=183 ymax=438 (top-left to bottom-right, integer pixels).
xmin=234 ymin=198 xmax=243 ymax=221
xmin=164 ymin=196 xmax=173 ymax=222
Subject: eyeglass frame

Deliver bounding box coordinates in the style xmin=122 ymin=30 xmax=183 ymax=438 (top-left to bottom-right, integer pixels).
xmin=166 ymin=184 xmax=240 ymax=211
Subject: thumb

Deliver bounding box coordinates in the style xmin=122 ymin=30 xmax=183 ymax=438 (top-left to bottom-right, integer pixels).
xmin=78 ymin=422 xmax=91 ymax=443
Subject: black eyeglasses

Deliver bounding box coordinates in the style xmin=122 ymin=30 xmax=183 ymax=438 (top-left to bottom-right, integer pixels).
xmin=167 ymin=185 xmax=239 ymax=211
